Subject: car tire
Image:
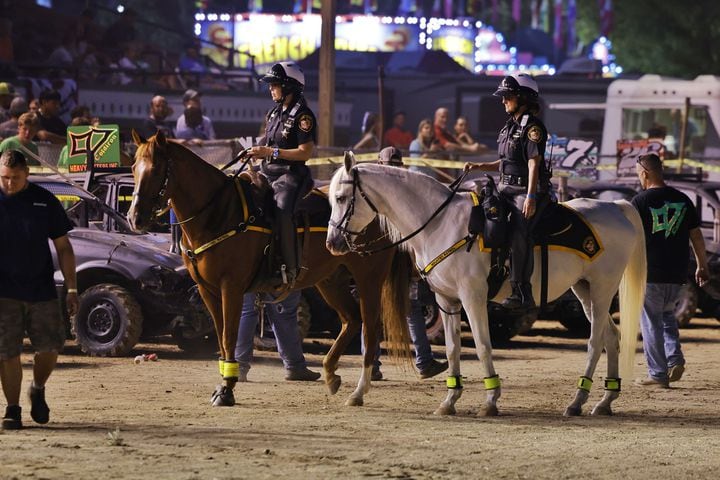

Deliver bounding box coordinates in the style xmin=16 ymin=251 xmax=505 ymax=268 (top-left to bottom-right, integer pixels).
xmin=675 ymin=283 xmax=698 ymax=328
xmin=556 ymin=298 xmax=591 ymax=336
xmin=253 ymin=295 xmax=312 ymax=351
xmin=423 ymin=302 xmax=445 ymax=345
xmin=488 ymin=302 xmax=537 ymax=345
xmin=72 ymin=284 xmax=143 ymax=357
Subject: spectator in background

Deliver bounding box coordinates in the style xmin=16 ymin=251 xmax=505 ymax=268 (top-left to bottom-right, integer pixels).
xmin=114 ymin=42 xmax=150 ymax=86
xmin=433 ymin=107 xmax=485 ymax=156
xmin=0 ymin=97 xmax=28 ymax=138
xmin=34 ymin=90 xmax=66 ymax=145
xmin=408 ymin=118 xmax=442 ymax=177
xmin=28 ymin=99 xmax=39 ymax=115
xmin=46 ymin=29 xmax=78 ymax=70
xmin=0 ymin=82 xmax=17 ymax=122
xmin=353 ymin=111 xmax=380 ymax=151
xmin=0 ymin=112 xmax=41 ymax=165
xmin=175 ymin=89 xmax=215 ymax=141
xmin=138 ymin=95 xmax=175 ymax=139
xmin=178 ymin=42 xmax=207 ymax=74
xmin=454 ymin=116 xmax=487 ymax=152
xmin=383 ymin=111 xmax=413 ymax=150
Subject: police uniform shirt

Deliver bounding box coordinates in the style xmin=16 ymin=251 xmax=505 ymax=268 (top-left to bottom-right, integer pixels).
xmin=498 ymin=113 xmax=547 ymax=178
xmin=263 ymin=97 xmax=317 ymax=162
xmin=0 ymin=182 xmax=73 ymax=301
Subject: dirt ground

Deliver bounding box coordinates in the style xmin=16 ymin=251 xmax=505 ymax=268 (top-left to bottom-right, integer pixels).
xmin=2 ymin=318 xmax=720 ymax=480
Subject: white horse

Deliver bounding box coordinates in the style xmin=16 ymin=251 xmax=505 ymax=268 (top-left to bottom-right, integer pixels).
xmin=326 ymin=154 xmax=646 ymax=416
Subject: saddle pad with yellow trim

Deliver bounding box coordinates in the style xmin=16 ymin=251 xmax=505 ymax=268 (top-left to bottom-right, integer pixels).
xmin=532 ymin=202 xmax=602 ymax=261
xmin=236 ymin=176 xmax=330 ymax=234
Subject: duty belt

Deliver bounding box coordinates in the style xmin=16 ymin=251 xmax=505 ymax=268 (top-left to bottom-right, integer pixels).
xmin=500 ymin=174 xmax=527 ymax=187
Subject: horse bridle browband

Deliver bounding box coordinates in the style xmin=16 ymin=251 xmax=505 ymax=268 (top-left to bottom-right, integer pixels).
xmin=331 ymin=166 xmax=468 ymax=255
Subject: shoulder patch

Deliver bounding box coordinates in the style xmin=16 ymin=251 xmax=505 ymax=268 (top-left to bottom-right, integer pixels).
xmin=527 ymin=125 xmax=542 ymax=143
xmin=298 ymin=114 xmax=314 ymax=133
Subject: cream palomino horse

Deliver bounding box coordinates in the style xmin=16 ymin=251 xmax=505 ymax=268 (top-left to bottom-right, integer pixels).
xmin=326 ymin=154 xmax=646 ymax=416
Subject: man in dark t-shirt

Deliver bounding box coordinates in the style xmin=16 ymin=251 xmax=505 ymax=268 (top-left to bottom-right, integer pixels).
xmin=0 ymin=151 xmax=77 ymax=430
xmin=631 ymin=153 xmax=709 ymax=388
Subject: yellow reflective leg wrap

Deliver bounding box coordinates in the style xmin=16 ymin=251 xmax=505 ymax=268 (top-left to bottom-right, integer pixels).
xmin=218 ymin=358 xmax=225 ymax=377
xmin=446 ymin=375 xmax=464 ymax=389
xmin=223 ymin=360 xmax=239 ymax=381
xmin=483 ymin=374 xmax=501 ymax=390
xmin=604 ymin=377 xmax=621 ymax=392
xmin=577 ymin=376 xmax=593 ymax=392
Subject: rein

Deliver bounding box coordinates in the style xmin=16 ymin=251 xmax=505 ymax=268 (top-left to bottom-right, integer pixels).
xmin=331 ymin=167 xmax=469 ymax=256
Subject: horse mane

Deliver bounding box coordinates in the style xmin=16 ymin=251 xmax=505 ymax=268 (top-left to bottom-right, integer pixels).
xmin=352 ymin=163 xmax=452 ymax=251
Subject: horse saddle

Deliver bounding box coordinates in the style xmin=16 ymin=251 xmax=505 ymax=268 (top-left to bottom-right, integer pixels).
xmin=533 ymin=202 xmax=603 ymax=261
xmin=235 ymin=174 xmax=331 ymax=293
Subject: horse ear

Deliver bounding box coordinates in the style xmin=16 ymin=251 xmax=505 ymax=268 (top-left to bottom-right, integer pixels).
xmin=344 ymin=151 xmax=356 ymax=172
xmin=155 ymin=129 xmax=167 ymax=147
xmin=131 ymin=129 xmax=146 ymax=146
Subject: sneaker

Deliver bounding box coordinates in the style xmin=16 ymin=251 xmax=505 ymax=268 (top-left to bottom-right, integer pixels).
xmin=418 ymin=359 xmax=449 ymax=379
xmin=634 ymin=376 xmax=669 ymax=388
xmin=284 ymin=367 xmax=321 ymax=382
xmin=668 ymin=364 xmax=685 ymax=383
xmin=371 ymin=368 xmax=383 ymax=381
xmin=2 ymin=405 xmax=22 ymax=430
xmin=29 ymin=385 xmax=50 ymax=424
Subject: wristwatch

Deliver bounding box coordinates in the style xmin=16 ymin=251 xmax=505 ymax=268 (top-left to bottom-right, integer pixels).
xmin=271 ymin=147 xmax=279 ymax=159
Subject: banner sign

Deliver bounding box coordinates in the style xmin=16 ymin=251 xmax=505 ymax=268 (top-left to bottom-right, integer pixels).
xmin=547 ymin=135 xmax=599 ymax=179
xmin=616 ymin=139 xmax=665 ymax=177
xmin=196 ymin=14 xmax=513 ymax=73
xmin=66 ymin=124 xmax=121 ymax=172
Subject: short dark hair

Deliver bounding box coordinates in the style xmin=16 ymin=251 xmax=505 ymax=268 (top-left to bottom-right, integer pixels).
xmin=39 ymin=89 xmax=61 ymax=103
xmin=637 ymin=153 xmax=663 ymax=172
xmin=0 ymin=150 xmax=28 ymax=169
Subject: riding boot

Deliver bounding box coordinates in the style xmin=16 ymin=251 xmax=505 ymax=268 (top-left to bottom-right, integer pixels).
xmin=502 ymin=281 xmax=536 ymax=310
xmin=278 ymin=213 xmax=297 ymax=286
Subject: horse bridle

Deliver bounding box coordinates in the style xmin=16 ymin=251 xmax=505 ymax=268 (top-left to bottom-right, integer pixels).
xmin=329 ymin=167 xmax=379 ymax=251
xmin=132 ymin=145 xmax=173 ymax=221
xmin=330 ymin=166 xmax=468 ymax=255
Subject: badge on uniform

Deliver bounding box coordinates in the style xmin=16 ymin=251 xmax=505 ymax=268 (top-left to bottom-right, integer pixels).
xmin=298 ymin=114 xmax=313 ymax=132
xmin=527 ymin=125 xmax=542 ymax=143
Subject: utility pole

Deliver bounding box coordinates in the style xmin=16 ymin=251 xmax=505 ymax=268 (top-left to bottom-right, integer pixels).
xmin=318 ymin=0 xmax=336 ymax=154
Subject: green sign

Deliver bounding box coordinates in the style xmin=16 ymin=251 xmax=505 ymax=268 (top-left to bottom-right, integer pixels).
xmin=66 ymin=124 xmax=121 ymax=172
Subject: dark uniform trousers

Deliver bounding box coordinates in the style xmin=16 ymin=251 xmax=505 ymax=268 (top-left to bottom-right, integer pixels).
xmin=499 ymin=184 xmax=549 ymax=284
xmin=262 ymin=161 xmax=311 ymax=277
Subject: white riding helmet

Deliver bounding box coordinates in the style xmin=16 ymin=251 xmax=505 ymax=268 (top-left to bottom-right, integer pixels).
xmin=493 ymin=73 xmax=539 ymax=100
xmin=260 ymin=62 xmax=305 ymax=93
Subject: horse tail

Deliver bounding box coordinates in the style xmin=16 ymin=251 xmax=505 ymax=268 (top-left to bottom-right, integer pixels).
xmin=617 ymin=201 xmax=647 ymax=381
xmin=381 ymin=249 xmax=413 ymax=367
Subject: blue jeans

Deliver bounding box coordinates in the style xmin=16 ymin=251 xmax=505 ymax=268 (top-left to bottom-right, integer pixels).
xmin=234 ymin=291 xmax=307 ymax=372
xmin=640 ymin=283 xmax=685 ymax=380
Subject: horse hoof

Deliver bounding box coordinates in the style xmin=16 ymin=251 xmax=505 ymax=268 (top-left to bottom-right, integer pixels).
xmin=326 ymin=375 xmax=341 ymax=395
xmin=345 ymin=396 xmax=364 ymax=407
xmin=563 ymin=406 xmax=582 ymax=417
xmin=591 ymin=405 xmax=613 ymax=416
xmin=478 ymin=405 xmax=499 ymax=417
xmin=433 ymin=405 xmax=456 ymax=416
xmin=210 ymin=385 xmax=235 ymax=407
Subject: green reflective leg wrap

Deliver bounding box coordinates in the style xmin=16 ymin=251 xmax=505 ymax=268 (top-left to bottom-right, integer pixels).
xmin=446 ymin=375 xmax=464 ymax=389
xmin=218 ymin=358 xmax=225 ymax=377
xmin=577 ymin=376 xmax=593 ymax=392
xmin=483 ymin=374 xmax=501 ymax=390
xmin=223 ymin=360 xmax=239 ymax=381
xmin=604 ymin=377 xmax=621 ymax=392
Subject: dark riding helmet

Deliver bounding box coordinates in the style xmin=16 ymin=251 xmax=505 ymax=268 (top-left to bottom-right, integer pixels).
xmin=260 ymin=62 xmax=305 ymax=99
xmin=493 ymin=73 xmax=539 ymax=102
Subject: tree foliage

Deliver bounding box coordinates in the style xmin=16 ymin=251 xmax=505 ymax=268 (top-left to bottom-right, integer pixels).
xmin=612 ymin=0 xmax=720 ymax=78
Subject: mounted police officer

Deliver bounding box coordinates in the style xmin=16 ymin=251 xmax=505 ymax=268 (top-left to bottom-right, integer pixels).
xmin=464 ymin=73 xmax=551 ymax=310
xmin=249 ymin=62 xmax=317 ymax=287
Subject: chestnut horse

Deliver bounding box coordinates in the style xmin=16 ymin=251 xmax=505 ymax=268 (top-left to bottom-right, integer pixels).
xmin=128 ymin=131 xmax=409 ymax=407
